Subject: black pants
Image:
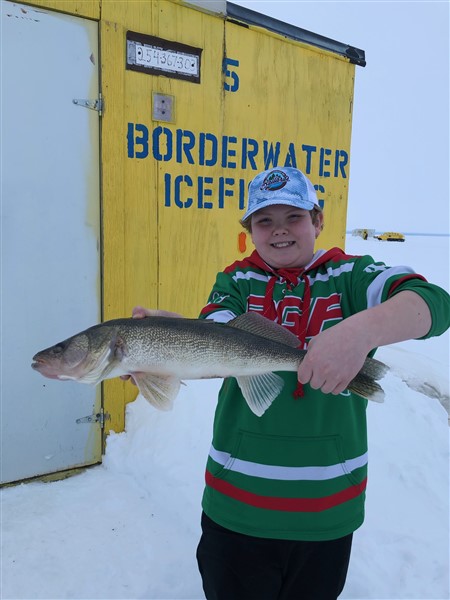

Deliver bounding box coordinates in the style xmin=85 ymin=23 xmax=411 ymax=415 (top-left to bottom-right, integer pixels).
xmin=196 ymin=512 xmax=352 ymax=600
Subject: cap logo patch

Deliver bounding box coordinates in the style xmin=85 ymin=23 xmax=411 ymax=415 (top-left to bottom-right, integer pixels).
xmin=260 ymin=169 xmax=289 ymax=192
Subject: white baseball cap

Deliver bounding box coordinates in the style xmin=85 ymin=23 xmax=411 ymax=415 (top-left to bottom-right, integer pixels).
xmin=242 ymin=167 xmax=321 ymax=221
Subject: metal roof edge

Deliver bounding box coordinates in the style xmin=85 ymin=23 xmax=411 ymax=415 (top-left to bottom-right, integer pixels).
xmin=226 ymin=2 xmax=366 ymax=67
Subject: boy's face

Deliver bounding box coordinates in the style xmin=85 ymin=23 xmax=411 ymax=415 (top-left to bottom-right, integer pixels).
xmin=250 ymin=204 xmax=323 ymax=269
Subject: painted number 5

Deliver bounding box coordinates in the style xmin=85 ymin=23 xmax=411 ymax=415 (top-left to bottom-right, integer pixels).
xmin=223 ymin=57 xmax=239 ymax=92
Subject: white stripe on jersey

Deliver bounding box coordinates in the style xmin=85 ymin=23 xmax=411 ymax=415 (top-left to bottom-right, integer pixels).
xmin=308 ymin=262 xmax=355 ymax=286
xmin=232 ymin=271 xmax=269 ymax=284
xmin=366 ymin=265 xmax=416 ymax=307
xmin=209 ymin=445 xmax=368 ymax=482
xmin=207 ymin=310 xmax=237 ymax=323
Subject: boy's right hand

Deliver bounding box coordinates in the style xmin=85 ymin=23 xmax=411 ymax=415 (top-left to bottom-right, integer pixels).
xmin=131 ymin=305 xmax=183 ymax=319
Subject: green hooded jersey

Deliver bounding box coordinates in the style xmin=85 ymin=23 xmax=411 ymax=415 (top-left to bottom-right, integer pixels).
xmin=198 ymin=248 xmax=449 ymax=541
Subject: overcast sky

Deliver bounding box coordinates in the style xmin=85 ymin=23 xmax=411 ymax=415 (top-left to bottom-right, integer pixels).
xmin=233 ymin=1 xmax=449 ymax=235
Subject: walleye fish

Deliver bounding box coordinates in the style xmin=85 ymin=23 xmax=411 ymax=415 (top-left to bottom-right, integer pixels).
xmin=31 ymin=313 xmax=389 ymax=416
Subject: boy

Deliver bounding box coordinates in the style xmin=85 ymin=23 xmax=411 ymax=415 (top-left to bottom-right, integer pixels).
xmin=131 ymin=167 xmax=449 ymax=599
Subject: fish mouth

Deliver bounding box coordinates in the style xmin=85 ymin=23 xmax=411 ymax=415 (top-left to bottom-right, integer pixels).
xmin=271 ymin=241 xmax=295 ymax=249
xmin=31 ymin=356 xmax=45 ymax=370
xmin=31 ymin=357 xmax=62 ymax=379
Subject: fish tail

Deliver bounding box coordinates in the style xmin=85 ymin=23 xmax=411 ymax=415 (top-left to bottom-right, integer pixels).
xmin=348 ymin=356 xmax=390 ymax=403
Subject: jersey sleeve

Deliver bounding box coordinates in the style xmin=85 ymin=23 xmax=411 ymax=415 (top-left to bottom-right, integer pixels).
xmin=389 ymin=278 xmax=450 ymax=339
xmin=350 ymin=255 xmax=450 ymax=339
xmin=198 ymin=270 xmax=247 ymax=323
xmin=348 ymin=255 xmax=421 ymax=311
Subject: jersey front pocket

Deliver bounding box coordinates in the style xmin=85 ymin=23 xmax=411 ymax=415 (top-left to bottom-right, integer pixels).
xmin=205 ymin=430 xmax=368 ymax=508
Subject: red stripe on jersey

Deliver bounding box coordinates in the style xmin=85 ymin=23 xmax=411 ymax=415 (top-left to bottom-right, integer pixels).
xmin=200 ymin=304 xmax=223 ymax=315
xmin=223 ymin=256 xmax=257 ymax=274
xmin=205 ymin=470 xmax=367 ymax=513
xmin=388 ymin=274 xmax=427 ymax=296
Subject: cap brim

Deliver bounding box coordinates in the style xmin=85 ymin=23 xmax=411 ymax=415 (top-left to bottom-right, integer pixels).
xmin=241 ymin=198 xmax=320 ymax=221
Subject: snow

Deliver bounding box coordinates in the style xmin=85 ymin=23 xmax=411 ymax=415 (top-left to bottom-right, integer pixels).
xmin=1 ymin=235 xmax=449 ymax=600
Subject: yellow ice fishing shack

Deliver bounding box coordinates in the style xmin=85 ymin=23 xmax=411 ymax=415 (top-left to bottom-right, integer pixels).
xmin=2 ymin=0 xmax=365 ymax=483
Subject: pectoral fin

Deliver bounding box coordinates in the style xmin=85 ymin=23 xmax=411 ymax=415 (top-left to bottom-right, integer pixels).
xmin=132 ymin=372 xmax=181 ymax=411
xmin=236 ymin=372 xmax=285 ymax=417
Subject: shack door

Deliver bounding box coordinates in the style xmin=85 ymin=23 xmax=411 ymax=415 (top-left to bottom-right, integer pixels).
xmin=1 ymin=1 xmax=102 ymax=484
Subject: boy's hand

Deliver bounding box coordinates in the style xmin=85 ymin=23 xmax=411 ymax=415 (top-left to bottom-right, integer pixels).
xmin=131 ymin=305 xmax=183 ymax=319
xmin=297 ymin=320 xmax=371 ymax=395
xmin=298 ymin=290 xmax=432 ymax=395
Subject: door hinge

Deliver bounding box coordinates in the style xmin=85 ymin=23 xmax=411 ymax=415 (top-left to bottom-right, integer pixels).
xmin=76 ymin=408 xmax=110 ymax=428
xmin=73 ymin=94 xmax=103 ymax=116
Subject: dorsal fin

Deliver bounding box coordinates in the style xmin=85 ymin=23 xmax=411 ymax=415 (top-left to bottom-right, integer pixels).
xmin=228 ymin=312 xmax=300 ymax=348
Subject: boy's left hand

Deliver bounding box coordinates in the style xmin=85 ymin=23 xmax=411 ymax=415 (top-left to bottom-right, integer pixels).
xmin=297 ymin=321 xmax=371 ymax=395
xmin=298 ymin=290 xmax=433 ymax=395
